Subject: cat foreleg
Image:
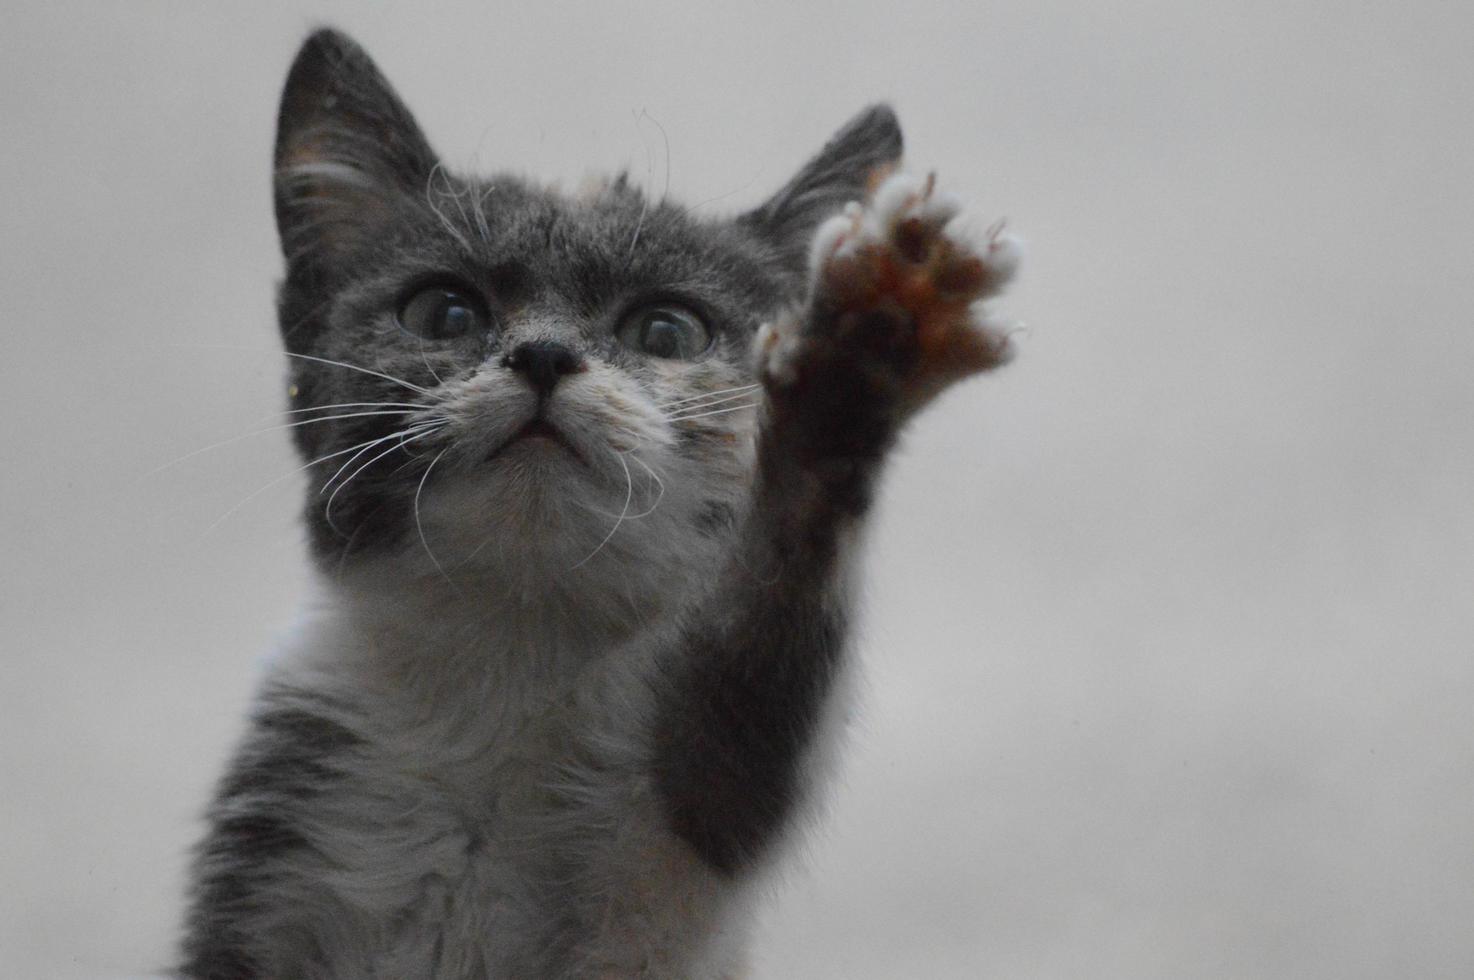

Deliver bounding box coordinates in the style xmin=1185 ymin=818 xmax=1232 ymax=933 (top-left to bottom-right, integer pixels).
xmin=649 ymin=171 xmax=1020 ymax=874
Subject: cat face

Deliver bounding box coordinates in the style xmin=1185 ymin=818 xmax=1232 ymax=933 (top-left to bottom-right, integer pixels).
xmin=272 ymin=30 xmax=901 ymax=591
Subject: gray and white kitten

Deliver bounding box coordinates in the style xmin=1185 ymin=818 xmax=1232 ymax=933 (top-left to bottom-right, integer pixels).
xmin=180 ymin=28 xmax=1019 ymax=980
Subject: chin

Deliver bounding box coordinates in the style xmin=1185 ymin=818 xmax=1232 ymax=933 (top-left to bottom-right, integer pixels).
xmin=403 ymin=451 xmax=646 ymax=576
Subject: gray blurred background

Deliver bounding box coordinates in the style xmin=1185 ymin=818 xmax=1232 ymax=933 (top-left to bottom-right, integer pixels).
xmin=3 ymin=3 xmax=1471 ymax=977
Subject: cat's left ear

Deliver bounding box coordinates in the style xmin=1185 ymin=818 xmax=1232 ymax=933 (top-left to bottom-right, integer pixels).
xmin=273 ymin=28 xmax=438 ymax=274
xmin=740 ymin=104 xmax=903 ymax=262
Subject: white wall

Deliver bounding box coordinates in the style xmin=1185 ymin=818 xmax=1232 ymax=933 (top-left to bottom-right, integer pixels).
xmin=2 ymin=3 xmax=1471 ymax=977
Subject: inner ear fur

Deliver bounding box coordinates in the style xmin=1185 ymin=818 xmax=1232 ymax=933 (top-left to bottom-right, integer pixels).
xmin=273 ymin=28 xmax=440 ymax=271
xmin=741 ymin=104 xmax=904 ymax=261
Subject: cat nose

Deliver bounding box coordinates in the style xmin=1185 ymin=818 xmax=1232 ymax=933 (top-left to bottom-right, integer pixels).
xmin=502 ymin=341 xmax=584 ymax=396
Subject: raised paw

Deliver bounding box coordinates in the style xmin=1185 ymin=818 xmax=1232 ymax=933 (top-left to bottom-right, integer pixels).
xmin=759 ymin=171 xmax=1020 ymax=420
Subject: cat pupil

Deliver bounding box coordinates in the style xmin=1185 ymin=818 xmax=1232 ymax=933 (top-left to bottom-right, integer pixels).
xmin=398 ymin=285 xmax=484 ymax=340
xmin=440 ymin=301 xmax=475 ymax=336
xmin=643 ymin=317 xmax=681 ymax=357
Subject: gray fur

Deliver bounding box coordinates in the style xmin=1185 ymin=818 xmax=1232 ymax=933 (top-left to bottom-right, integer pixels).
xmin=178 ymin=26 xmax=963 ymax=980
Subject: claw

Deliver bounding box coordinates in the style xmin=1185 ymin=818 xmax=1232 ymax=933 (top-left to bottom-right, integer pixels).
xmin=777 ymin=168 xmax=1021 ymax=419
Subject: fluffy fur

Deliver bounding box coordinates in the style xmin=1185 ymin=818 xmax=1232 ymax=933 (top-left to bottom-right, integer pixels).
xmin=180 ymin=28 xmax=1018 ymax=979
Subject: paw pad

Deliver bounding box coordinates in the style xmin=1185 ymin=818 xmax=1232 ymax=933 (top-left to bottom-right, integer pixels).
xmin=765 ymin=171 xmax=1021 ymax=411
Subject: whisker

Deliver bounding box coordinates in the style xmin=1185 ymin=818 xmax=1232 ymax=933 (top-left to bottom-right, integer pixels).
xmin=280 ymin=351 xmax=431 ymax=395
xmin=281 ymin=401 xmax=428 ymax=415
xmin=570 ymin=449 xmax=665 ymax=522
xmin=656 ymin=382 xmax=760 ymax=410
xmin=323 ymin=427 xmax=445 ymax=537
xmin=445 ymin=177 xmax=474 ymax=233
xmin=197 ymin=426 xmax=437 ymax=540
xmin=147 ymin=410 xmax=427 ymax=477
xmin=572 ymin=451 xmax=635 ymax=569
xmin=681 ymin=168 xmax=765 ymax=215
xmin=626 ymin=110 xmax=654 ymax=263
xmin=154 ymin=342 xmax=431 ymax=396
xmin=280 ymin=410 xmax=423 ymax=428
xmin=282 ymin=298 xmax=333 ymax=340
xmin=413 ymin=447 xmax=460 ymax=593
xmin=624 ymin=453 xmax=666 ymax=519
xmin=469 ymin=180 xmax=493 ymax=245
xmin=658 ymin=390 xmax=762 ymax=418
xmin=664 ymin=401 xmax=759 ymax=424
xmin=419 ymin=337 xmax=445 ymax=386
xmin=647 ymin=108 xmax=672 ymax=204
xmin=457 ymin=523 xmax=499 ymax=570
xmin=319 ymin=422 xmax=445 ymax=495
xmin=425 ymin=162 xmax=475 ymax=253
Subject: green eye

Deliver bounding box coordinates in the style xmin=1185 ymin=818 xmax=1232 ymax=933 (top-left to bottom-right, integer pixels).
xmin=397 ymin=285 xmax=488 ymax=340
xmin=617 ymin=304 xmax=711 ymax=360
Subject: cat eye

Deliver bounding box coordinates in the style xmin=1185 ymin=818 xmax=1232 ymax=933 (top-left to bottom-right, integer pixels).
xmin=616 ymin=304 xmax=711 ymax=360
xmin=397 ymin=285 xmax=489 ymax=340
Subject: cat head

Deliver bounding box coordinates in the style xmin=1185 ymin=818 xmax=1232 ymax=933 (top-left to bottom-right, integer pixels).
xmin=272 ymin=29 xmax=901 ymax=601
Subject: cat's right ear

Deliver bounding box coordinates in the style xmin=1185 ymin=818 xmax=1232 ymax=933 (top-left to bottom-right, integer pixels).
xmin=274 ymin=29 xmax=438 ymax=275
xmin=740 ymin=105 xmax=904 ymax=265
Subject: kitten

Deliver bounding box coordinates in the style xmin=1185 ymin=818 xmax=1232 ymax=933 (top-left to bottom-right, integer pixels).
xmin=180 ymin=27 xmax=1019 ymax=980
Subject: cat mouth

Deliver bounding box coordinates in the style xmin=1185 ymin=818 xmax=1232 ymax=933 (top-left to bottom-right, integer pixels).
xmin=487 ymin=417 xmax=586 ymax=466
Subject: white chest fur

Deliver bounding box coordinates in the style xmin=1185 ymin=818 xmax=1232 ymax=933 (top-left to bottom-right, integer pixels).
xmin=246 ymin=576 xmax=753 ymax=979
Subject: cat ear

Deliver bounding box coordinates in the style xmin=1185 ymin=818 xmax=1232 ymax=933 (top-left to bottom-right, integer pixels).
xmin=741 ymin=104 xmax=903 ymax=261
xmin=274 ymin=29 xmax=438 ymax=272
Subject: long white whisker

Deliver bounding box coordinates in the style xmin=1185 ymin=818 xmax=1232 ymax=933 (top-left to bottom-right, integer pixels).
xmin=626 ymin=109 xmax=654 ymax=262
xmin=319 ymin=422 xmax=445 ymax=495
xmin=198 ymin=427 xmax=435 ymax=540
xmin=457 ymin=524 xmax=499 ymax=569
xmin=664 ymin=401 xmax=759 ymax=424
xmin=279 ymin=351 xmax=431 ymax=395
xmin=419 ymin=338 xmax=445 ymax=386
xmin=414 ymin=447 xmax=460 ymax=593
xmin=648 ymin=108 xmax=671 ymax=204
xmin=659 ymin=389 xmax=762 ymax=417
xmin=319 ymin=431 xmax=413 ymax=497
xmin=446 ymin=180 xmax=474 ymax=233
xmin=571 ymin=449 xmax=666 ymax=522
xmin=281 ymin=401 xmax=428 ymax=415
xmin=656 ymin=383 xmax=760 ymax=409
xmin=426 ymin=162 xmax=475 ymax=252
xmin=323 ymin=427 xmax=444 ymax=536
xmin=147 ymin=411 xmax=427 ymax=477
xmin=657 ymin=380 xmax=760 ymax=403
xmin=468 ymin=179 xmax=493 ymax=245
xmin=572 ymin=451 xmax=634 ymax=569
xmin=279 ymin=410 xmax=423 ymax=428
xmin=155 ymin=342 xmax=433 ymax=396
xmin=278 ymin=299 xmax=333 ymax=340
xmin=477 ymin=182 xmax=498 ymax=243
xmin=624 ymin=453 xmax=666 ymax=519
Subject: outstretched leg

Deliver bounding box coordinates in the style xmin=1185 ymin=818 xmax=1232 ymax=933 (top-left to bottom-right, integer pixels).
xmin=651 ymin=171 xmax=1020 ymax=873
